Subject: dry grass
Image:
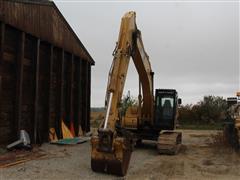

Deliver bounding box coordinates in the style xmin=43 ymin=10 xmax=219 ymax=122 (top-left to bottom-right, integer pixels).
xmin=90 ymin=111 xmax=105 ymax=128
xmin=90 ymin=111 xmax=105 ymax=121
xmin=210 ymin=132 xmax=229 ymax=146
xmin=209 ymin=132 xmax=234 ymax=153
xmin=189 ymin=134 xmax=210 ymax=138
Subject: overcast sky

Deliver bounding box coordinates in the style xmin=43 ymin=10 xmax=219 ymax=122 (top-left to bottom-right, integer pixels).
xmin=54 ymin=0 xmax=239 ymax=107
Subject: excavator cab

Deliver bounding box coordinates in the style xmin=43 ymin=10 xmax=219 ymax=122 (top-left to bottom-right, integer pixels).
xmin=154 ymin=89 xmax=180 ymax=130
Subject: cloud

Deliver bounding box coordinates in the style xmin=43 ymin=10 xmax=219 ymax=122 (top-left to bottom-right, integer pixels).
xmin=54 ymin=1 xmax=239 ymax=107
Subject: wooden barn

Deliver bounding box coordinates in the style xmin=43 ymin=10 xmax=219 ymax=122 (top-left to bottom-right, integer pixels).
xmin=0 ymin=0 xmax=95 ymax=144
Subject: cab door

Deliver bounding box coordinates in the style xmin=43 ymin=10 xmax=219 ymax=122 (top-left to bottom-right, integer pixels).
xmin=154 ymin=89 xmax=177 ymax=130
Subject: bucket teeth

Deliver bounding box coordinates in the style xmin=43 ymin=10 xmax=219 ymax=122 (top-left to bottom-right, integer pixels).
xmin=91 ymin=136 xmax=132 ymax=176
xmin=91 ymin=152 xmax=131 ymax=176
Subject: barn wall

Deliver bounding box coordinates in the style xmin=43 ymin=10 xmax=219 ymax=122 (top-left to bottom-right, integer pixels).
xmin=0 ymin=0 xmax=94 ymax=65
xmin=0 ymin=22 xmax=91 ymax=144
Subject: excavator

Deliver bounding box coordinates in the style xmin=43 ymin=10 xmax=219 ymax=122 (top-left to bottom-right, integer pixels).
xmin=224 ymin=91 xmax=240 ymax=150
xmin=91 ymin=11 xmax=182 ymax=176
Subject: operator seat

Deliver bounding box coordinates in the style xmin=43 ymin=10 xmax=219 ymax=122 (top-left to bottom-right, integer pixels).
xmin=162 ymin=99 xmax=173 ymax=119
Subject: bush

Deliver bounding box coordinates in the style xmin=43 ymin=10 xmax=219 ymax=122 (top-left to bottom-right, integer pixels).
xmin=120 ymin=91 xmax=137 ymax=116
xmin=179 ymin=95 xmax=227 ymax=127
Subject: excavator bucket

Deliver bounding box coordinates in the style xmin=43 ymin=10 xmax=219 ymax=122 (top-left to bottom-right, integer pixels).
xmin=91 ymin=135 xmax=132 ymax=176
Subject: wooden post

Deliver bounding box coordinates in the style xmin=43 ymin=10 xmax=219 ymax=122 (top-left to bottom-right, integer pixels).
xmin=84 ymin=60 xmax=89 ymax=133
xmin=33 ymin=39 xmax=40 ymax=143
xmin=70 ymin=55 xmax=74 ymax=135
xmin=78 ymin=59 xmax=82 ymax=135
xmin=60 ymin=50 xmax=64 ymax=120
xmin=0 ymin=22 xmax=5 ymax=64
xmin=0 ymin=22 xmax=3 ymax=122
xmin=87 ymin=63 xmax=91 ymax=132
xmin=58 ymin=49 xmax=65 ymax=138
xmin=80 ymin=60 xmax=86 ymax=133
xmin=15 ymin=32 xmax=25 ymax=135
xmin=0 ymin=76 xmax=1 ymax=96
xmin=48 ymin=45 xmax=54 ymax=135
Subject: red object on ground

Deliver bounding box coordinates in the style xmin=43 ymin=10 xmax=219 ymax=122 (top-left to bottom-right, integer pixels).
xmin=70 ymin=121 xmax=75 ymax=137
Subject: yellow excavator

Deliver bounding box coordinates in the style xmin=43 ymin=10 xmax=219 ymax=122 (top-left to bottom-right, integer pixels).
xmin=224 ymin=91 xmax=240 ymax=150
xmin=91 ymin=11 xmax=182 ymax=176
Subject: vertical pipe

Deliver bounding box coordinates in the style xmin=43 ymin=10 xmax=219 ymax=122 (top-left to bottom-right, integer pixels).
xmin=150 ymin=71 xmax=154 ymax=96
xmin=150 ymin=71 xmax=154 ymax=122
xmin=15 ymin=31 xmax=25 ymax=135
xmin=104 ymin=92 xmax=113 ymax=129
xmin=33 ymin=39 xmax=40 ymax=143
xmin=138 ymin=76 xmax=142 ymax=126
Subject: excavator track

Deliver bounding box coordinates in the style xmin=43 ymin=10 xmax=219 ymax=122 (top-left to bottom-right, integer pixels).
xmin=91 ymin=136 xmax=132 ymax=176
xmin=157 ymin=131 xmax=182 ymax=155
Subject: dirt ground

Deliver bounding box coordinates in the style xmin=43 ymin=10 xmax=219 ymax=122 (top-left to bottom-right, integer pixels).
xmin=1 ymin=130 xmax=240 ymax=180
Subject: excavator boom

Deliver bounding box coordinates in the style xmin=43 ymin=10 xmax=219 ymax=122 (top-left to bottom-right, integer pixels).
xmin=91 ymin=11 xmax=154 ymax=176
xmin=91 ymin=11 xmax=181 ymax=176
xmin=91 ymin=11 xmax=138 ymax=176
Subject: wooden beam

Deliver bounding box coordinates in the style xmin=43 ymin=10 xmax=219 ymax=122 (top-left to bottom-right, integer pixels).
xmin=80 ymin=60 xmax=86 ymax=133
xmin=87 ymin=63 xmax=91 ymax=132
xmin=0 ymin=22 xmax=5 ymax=64
xmin=3 ymin=51 xmax=33 ymax=65
xmin=48 ymin=45 xmax=54 ymax=132
xmin=58 ymin=49 xmax=65 ymax=138
xmin=70 ymin=55 xmax=74 ymax=134
xmin=81 ymin=60 xmax=88 ymax=133
xmin=0 ymin=75 xmax=2 ymax=111
xmin=77 ymin=59 xmax=82 ymax=135
xmin=15 ymin=32 xmax=25 ymax=134
xmin=60 ymin=50 xmax=64 ymax=120
xmin=33 ymin=39 xmax=40 ymax=144
xmin=84 ymin=61 xmax=89 ymax=132
xmin=0 ymin=76 xmax=1 ymax=95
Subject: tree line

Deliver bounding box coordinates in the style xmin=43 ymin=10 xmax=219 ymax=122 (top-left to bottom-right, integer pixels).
xmin=178 ymin=95 xmax=228 ymax=126
xmin=92 ymin=94 xmax=229 ymax=128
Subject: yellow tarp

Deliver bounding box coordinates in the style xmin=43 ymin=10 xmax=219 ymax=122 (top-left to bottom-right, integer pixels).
xmin=61 ymin=120 xmax=74 ymax=139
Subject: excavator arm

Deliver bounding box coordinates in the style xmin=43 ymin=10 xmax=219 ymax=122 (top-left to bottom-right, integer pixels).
xmin=91 ymin=11 xmax=154 ymax=176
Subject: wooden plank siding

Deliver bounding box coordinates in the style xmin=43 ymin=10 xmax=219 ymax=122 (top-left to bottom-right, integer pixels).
xmin=0 ymin=0 xmax=93 ymax=144
xmin=15 ymin=31 xmax=25 ymax=137
xmin=1 ymin=0 xmax=94 ymax=65
xmin=86 ymin=62 xmax=91 ymax=132
xmin=0 ymin=22 xmax=5 ymax=64
xmin=33 ymin=39 xmax=40 ymax=143
xmin=0 ymin=22 xmax=92 ymax=144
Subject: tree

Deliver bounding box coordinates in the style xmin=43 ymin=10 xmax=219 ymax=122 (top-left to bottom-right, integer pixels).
xmin=178 ymin=95 xmax=227 ymax=125
xmin=198 ymin=95 xmax=227 ymax=123
xmin=120 ymin=91 xmax=137 ymax=116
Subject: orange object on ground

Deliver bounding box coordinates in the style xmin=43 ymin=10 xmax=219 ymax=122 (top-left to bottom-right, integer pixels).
xmin=70 ymin=121 xmax=75 ymax=137
xmin=49 ymin=128 xmax=58 ymax=142
xmin=61 ymin=120 xmax=73 ymax=139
